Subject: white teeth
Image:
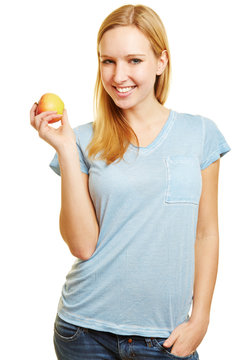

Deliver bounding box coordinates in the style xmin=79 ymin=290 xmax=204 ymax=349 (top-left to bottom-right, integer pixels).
xmin=116 ymin=86 xmax=135 ymax=93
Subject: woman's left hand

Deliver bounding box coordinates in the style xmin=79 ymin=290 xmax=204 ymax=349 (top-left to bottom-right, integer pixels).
xmin=162 ymin=317 xmax=209 ymax=357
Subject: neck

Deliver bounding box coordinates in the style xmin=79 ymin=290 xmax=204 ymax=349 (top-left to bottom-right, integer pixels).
xmin=123 ymin=98 xmax=169 ymax=130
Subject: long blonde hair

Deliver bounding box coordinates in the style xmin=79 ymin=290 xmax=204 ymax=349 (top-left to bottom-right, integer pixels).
xmin=86 ymin=4 xmax=172 ymax=165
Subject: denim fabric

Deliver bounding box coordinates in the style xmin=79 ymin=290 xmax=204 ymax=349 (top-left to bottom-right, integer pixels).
xmin=54 ymin=315 xmax=200 ymax=360
xmin=49 ymin=110 xmax=231 ymax=337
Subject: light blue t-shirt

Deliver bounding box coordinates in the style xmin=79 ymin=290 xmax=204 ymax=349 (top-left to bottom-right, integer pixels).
xmin=49 ymin=109 xmax=231 ymax=337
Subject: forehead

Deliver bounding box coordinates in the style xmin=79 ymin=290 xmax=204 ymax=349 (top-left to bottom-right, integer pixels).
xmin=99 ymin=25 xmax=152 ymax=57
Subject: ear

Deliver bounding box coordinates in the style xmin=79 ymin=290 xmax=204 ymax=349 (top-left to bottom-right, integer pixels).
xmin=156 ymin=50 xmax=168 ymax=75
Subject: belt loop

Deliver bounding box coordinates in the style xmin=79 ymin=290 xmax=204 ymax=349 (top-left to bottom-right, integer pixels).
xmin=145 ymin=337 xmax=153 ymax=347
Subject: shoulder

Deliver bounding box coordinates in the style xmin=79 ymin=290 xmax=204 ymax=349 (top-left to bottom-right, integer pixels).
xmin=172 ymin=110 xmax=204 ymax=138
xmin=174 ymin=110 xmax=202 ymax=126
xmin=73 ymin=121 xmax=93 ymax=137
xmin=174 ymin=110 xmax=220 ymax=135
xmin=72 ymin=121 xmax=94 ymax=147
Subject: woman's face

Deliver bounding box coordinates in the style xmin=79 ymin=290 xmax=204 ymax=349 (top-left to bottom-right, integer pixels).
xmin=99 ymin=25 xmax=165 ymax=111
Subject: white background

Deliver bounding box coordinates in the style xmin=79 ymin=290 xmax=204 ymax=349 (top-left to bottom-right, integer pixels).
xmin=0 ymin=0 xmax=239 ymax=359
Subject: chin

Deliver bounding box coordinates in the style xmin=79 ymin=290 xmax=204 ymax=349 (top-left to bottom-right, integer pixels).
xmin=114 ymin=101 xmax=135 ymax=110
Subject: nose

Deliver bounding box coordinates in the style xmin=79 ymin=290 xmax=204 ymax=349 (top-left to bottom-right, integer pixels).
xmin=113 ymin=61 xmax=128 ymax=84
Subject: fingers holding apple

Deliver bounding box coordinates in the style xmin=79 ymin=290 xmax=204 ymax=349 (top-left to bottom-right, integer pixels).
xmin=30 ymin=102 xmax=39 ymax=128
xmin=36 ymin=93 xmax=64 ymax=124
xmin=30 ymin=93 xmax=77 ymax=151
xmin=37 ymin=111 xmax=63 ymax=137
xmin=31 ymin=92 xmax=64 ymax=132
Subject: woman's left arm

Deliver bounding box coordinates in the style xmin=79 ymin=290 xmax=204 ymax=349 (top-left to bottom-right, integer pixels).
xmin=191 ymin=158 xmax=220 ymax=324
xmin=163 ymin=158 xmax=220 ymax=357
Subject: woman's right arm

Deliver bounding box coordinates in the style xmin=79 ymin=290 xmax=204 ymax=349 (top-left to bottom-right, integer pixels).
xmin=57 ymin=144 xmax=99 ymax=260
xmin=30 ymin=103 xmax=99 ymax=260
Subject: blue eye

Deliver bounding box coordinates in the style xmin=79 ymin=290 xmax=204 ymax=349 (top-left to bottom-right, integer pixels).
xmin=101 ymin=59 xmax=113 ymax=64
xmin=101 ymin=59 xmax=142 ymax=64
xmin=131 ymin=58 xmax=142 ymax=64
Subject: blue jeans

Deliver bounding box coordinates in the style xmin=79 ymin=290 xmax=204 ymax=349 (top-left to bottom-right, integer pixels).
xmin=53 ymin=314 xmax=199 ymax=360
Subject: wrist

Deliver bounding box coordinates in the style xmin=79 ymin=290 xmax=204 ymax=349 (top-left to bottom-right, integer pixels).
xmin=189 ymin=313 xmax=210 ymax=327
xmin=57 ymin=142 xmax=78 ymax=158
xmin=57 ymin=144 xmax=80 ymax=169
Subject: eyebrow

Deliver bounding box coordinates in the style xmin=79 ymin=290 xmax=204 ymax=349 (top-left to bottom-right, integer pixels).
xmin=99 ymin=54 xmax=146 ymax=58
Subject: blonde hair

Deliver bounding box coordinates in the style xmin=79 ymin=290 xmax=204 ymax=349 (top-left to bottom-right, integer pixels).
xmin=86 ymin=4 xmax=172 ymax=165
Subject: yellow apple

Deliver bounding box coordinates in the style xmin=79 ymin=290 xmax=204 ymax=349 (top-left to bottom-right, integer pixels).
xmin=36 ymin=93 xmax=64 ymax=123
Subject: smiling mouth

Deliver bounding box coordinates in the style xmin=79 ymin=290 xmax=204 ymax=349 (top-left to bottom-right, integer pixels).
xmin=113 ymin=86 xmax=137 ymax=93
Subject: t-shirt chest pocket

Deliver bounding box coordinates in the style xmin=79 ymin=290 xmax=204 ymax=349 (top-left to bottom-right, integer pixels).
xmin=164 ymin=155 xmax=202 ymax=205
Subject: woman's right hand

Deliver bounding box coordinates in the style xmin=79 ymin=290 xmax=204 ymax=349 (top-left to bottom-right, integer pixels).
xmin=30 ymin=102 xmax=77 ymax=152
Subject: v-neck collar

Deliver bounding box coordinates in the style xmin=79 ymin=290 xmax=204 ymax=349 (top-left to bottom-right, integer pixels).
xmin=128 ymin=109 xmax=175 ymax=153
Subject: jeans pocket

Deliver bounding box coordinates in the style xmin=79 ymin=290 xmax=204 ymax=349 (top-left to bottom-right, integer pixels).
xmin=152 ymin=338 xmax=198 ymax=359
xmin=54 ymin=314 xmax=84 ymax=342
xmin=164 ymin=156 xmax=202 ymax=205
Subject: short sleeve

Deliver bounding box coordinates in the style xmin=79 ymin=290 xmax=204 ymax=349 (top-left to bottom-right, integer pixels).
xmin=200 ymin=116 xmax=231 ymax=170
xmin=49 ymin=140 xmax=89 ymax=176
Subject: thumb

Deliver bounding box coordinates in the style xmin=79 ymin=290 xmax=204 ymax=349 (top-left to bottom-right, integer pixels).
xmin=163 ymin=332 xmax=177 ymax=348
xmin=61 ymin=108 xmax=68 ymax=125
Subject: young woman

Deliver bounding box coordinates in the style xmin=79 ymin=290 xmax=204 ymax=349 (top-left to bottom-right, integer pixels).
xmin=30 ymin=4 xmax=231 ymax=360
